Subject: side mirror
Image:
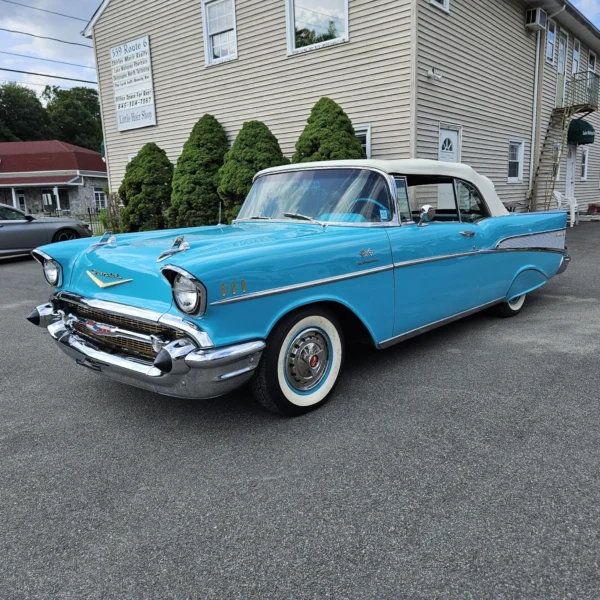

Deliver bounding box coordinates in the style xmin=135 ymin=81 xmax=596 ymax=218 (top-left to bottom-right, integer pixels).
xmin=418 ymin=205 xmax=436 ymax=227
xmin=25 ymin=214 xmax=35 ymax=222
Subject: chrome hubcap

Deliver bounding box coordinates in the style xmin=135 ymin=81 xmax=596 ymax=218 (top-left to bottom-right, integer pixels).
xmin=285 ymin=328 xmax=330 ymax=392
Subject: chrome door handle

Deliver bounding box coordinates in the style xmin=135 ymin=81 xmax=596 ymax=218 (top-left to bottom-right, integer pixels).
xmin=460 ymin=231 xmax=475 ymax=238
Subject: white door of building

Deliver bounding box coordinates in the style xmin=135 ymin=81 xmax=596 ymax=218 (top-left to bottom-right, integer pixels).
xmin=438 ymin=126 xmax=461 ymax=209
xmin=556 ymin=30 xmax=569 ymax=107
xmin=566 ymin=145 xmax=576 ymax=197
xmin=439 ymin=127 xmax=460 ymax=163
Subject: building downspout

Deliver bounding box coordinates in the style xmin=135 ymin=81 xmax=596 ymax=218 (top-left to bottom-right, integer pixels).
xmin=529 ymin=30 xmax=542 ymax=193
xmin=529 ymin=3 xmax=566 ymax=206
xmin=11 ymin=187 xmax=17 ymax=209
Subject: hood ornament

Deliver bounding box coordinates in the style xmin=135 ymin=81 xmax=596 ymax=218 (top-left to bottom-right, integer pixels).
xmin=88 ymin=231 xmax=117 ymax=252
xmin=157 ymin=235 xmax=190 ymax=262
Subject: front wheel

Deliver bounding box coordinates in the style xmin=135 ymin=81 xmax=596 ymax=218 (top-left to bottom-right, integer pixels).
xmin=251 ymin=307 xmax=344 ymax=416
xmin=498 ymin=294 xmax=527 ymax=318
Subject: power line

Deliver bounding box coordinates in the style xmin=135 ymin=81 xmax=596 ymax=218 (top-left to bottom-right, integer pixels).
xmin=0 ymin=28 xmax=93 ymax=48
xmin=0 ymin=0 xmax=88 ymax=22
xmin=0 ymin=68 xmax=97 ymax=84
xmin=0 ymin=51 xmax=96 ymax=70
xmin=1 ymin=78 xmax=75 ymax=91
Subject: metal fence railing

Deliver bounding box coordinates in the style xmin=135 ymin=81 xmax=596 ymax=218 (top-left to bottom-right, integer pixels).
xmin=564 ymin=71 xmax=600 ymax=109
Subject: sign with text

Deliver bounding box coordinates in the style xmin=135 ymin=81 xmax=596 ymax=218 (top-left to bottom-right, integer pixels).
xmin=111 ymin=35 xmax=157 ymax=131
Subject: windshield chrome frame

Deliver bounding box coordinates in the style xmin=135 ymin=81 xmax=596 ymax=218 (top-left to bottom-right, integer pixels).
xmin=235 ymin=166 xmax=402 ymax=228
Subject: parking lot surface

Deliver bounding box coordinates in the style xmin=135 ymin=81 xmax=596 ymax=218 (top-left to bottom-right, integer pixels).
xmin=1 ymin=224 xmax=599 ymax=599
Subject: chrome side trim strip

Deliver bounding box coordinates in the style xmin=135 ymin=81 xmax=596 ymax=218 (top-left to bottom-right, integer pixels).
xmin=210 ymin=264 xmax=394 ymax=306
xmin=378 ymin=298 xmax=505 ymax=349
xmin=393 ymin=247 xmax=567 ymax=270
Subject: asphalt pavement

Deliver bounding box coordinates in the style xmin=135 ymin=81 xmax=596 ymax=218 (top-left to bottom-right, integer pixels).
xmin=1 ymin=224 xmax=599 ymax=600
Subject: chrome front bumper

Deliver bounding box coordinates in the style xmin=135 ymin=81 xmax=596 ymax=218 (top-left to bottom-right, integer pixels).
xmin=27 ymin=303 xmax=265 ymax=399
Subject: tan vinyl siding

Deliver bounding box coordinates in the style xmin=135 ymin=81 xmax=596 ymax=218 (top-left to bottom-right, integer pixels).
xmin=92 ymin=0 xmax=414 ymax=192
xmin=415 ymin=0 xmax=537 ymax=207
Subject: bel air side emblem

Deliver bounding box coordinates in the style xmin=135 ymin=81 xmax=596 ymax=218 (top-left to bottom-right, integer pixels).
xmin=86 ymin=269 xmax=133 ymax=289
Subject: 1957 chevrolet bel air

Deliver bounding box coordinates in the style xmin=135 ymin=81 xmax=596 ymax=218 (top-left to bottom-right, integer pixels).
xmin=27 ymin=160 xmax=569 ymax=415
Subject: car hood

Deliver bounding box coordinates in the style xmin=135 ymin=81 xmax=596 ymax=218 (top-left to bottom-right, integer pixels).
xmin=66 ymin=223 xmax=323 ymax=312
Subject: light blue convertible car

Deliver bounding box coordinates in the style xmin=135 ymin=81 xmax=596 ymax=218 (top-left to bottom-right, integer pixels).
xmin=27 ymin=160 xmax=569 ymax=415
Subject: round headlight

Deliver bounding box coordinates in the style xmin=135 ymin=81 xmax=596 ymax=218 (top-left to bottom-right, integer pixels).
xmin=43 ymin=259 xmax=60 ymax=286
xmin=173 ymin=274 xmax=200 ymax=314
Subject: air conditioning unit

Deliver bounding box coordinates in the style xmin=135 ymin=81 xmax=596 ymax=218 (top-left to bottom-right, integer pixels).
xmin=525 ymin=8 xmax=548 ymax=31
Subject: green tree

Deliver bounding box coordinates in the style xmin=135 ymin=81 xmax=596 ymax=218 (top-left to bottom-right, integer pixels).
xmin=292 ymin=97 xmax=366 ymax=163
xmin=43 ymin=86 xmax=103 ymax=151
xmin=0 ymin=83 xmax=54 ymax=142
xmin=168 ymin=114 xmax=229 ymax=228
xmin=119 ymin=142 xmax=173 ymax=232
xmin=218 ymin=120 xmax=289 ymax=220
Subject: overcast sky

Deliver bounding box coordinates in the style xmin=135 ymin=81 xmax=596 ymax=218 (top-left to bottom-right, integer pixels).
xmin=1 ymin=0 xmax=600 ymax=97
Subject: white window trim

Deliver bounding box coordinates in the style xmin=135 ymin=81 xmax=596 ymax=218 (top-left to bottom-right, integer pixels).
xmin=589 ymin=50 xmax=597 ymax=73
xmin=507 ymin=138 xmax=525 ymax=184
xmin=285 ymin=0 xmax=349 ymax=56
xmin=572 ymin=38 xmax=581 ymax=76
xmin=430 ymin=0 xmax=450 ymax=12
xmin=202 ymin=0 xmax=238 ymax=67
xmin=546 ymin=20 xmax=556 ymax=65
xmin=355 ymin=124 xmax=372 ymax=159
xmin=438 ymin=122 xmax=462 ymax=162
xmin=581 ymin=147 xmax=589 ymax=181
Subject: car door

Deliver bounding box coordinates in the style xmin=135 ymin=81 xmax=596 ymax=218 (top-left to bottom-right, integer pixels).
xmin=0 ymin=206 xmax=48 ymax=255
xmin=386 ymin=177 xmax=483 ymax=339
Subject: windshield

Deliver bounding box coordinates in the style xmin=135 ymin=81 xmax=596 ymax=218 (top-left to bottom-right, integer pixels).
xmin=237 ymin=168 xmax=394 ymax=224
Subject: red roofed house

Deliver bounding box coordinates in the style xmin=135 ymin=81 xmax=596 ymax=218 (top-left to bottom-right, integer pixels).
xmin=0 ymin=141 xmax=108 ymax=216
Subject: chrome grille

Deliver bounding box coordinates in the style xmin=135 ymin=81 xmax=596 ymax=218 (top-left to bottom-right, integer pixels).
xmin=60 ymin=300 xmax=185 ymax=360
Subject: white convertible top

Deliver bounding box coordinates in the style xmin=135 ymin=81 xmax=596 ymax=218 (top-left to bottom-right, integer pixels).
xmin=257 ymin=159 xmax=509 ymax=217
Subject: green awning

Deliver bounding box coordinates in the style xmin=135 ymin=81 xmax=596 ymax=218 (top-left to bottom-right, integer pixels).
xmin=568 ymin=119 xmax=595 ymax=145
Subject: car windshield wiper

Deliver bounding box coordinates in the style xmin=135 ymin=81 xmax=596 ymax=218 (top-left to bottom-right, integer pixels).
xmin=246 ymin=215 xmax=273 ymax=220
xmin=283 ymin=212 xmax=325 ymax=227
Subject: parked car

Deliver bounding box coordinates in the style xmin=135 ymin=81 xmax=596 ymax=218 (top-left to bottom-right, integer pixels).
xmin=0 ymin=203 xmax=92 ymax=258
xmin=26 ymin=160 xmax=569 ymax=415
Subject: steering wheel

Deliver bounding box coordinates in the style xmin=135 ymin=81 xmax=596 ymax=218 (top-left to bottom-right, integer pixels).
xmin=349 ymin=197 xmax=390 ymax=221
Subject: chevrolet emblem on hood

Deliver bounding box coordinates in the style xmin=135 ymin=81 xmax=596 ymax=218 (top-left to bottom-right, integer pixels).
xmin=86 ymin=269 xmax=133 ymax=289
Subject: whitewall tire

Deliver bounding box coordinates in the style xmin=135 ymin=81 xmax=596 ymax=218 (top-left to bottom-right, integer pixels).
xmin=498 ymin=294 xmax=527 ymax=318
xmin=251 ymin=307 xmax=344 ymax=416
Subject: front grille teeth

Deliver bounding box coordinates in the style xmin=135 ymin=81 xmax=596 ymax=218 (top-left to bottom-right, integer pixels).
xmin=60 ymin=301 xmax=185 ymax=361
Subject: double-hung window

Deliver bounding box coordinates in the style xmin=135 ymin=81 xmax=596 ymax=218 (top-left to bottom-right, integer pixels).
xmin=94 ymin=188 xmax=108 ymax=210
xmin=546 ymin=20 xmax=556 ymax=64
xmin=431 ymin=0 xmax=450 ymax=12
xmin=354 ymin=125 xmax=372 ymax=159
xmin=286 ymin=0 xmax=349 ymax=54
xmin=581 ymin=147 xmax=589 ymax=181
xmin=508 ymin=139 xmax=524 ymax=184
xmin=202 ymin=0 xmax=237 ymax=65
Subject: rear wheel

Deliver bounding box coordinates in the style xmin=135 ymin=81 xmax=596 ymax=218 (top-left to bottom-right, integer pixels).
xmin=251 ymin=307 xmax=344 ymax=416
xmin=52 ymin=229 xmax=80 ymax=243
xmin=498 ymin=294 xmax=526 ymax=318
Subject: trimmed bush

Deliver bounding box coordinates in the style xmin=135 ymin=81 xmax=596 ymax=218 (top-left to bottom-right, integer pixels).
xmin=292 ymin=97 xmax=366 ymax=163
xmin=218 ymin=120 xmax=289 ymax=220
xmin=118 ymin=142 xmax=173 ymax=232
xmin=168 ymin=114 xmax=229 ymax=228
